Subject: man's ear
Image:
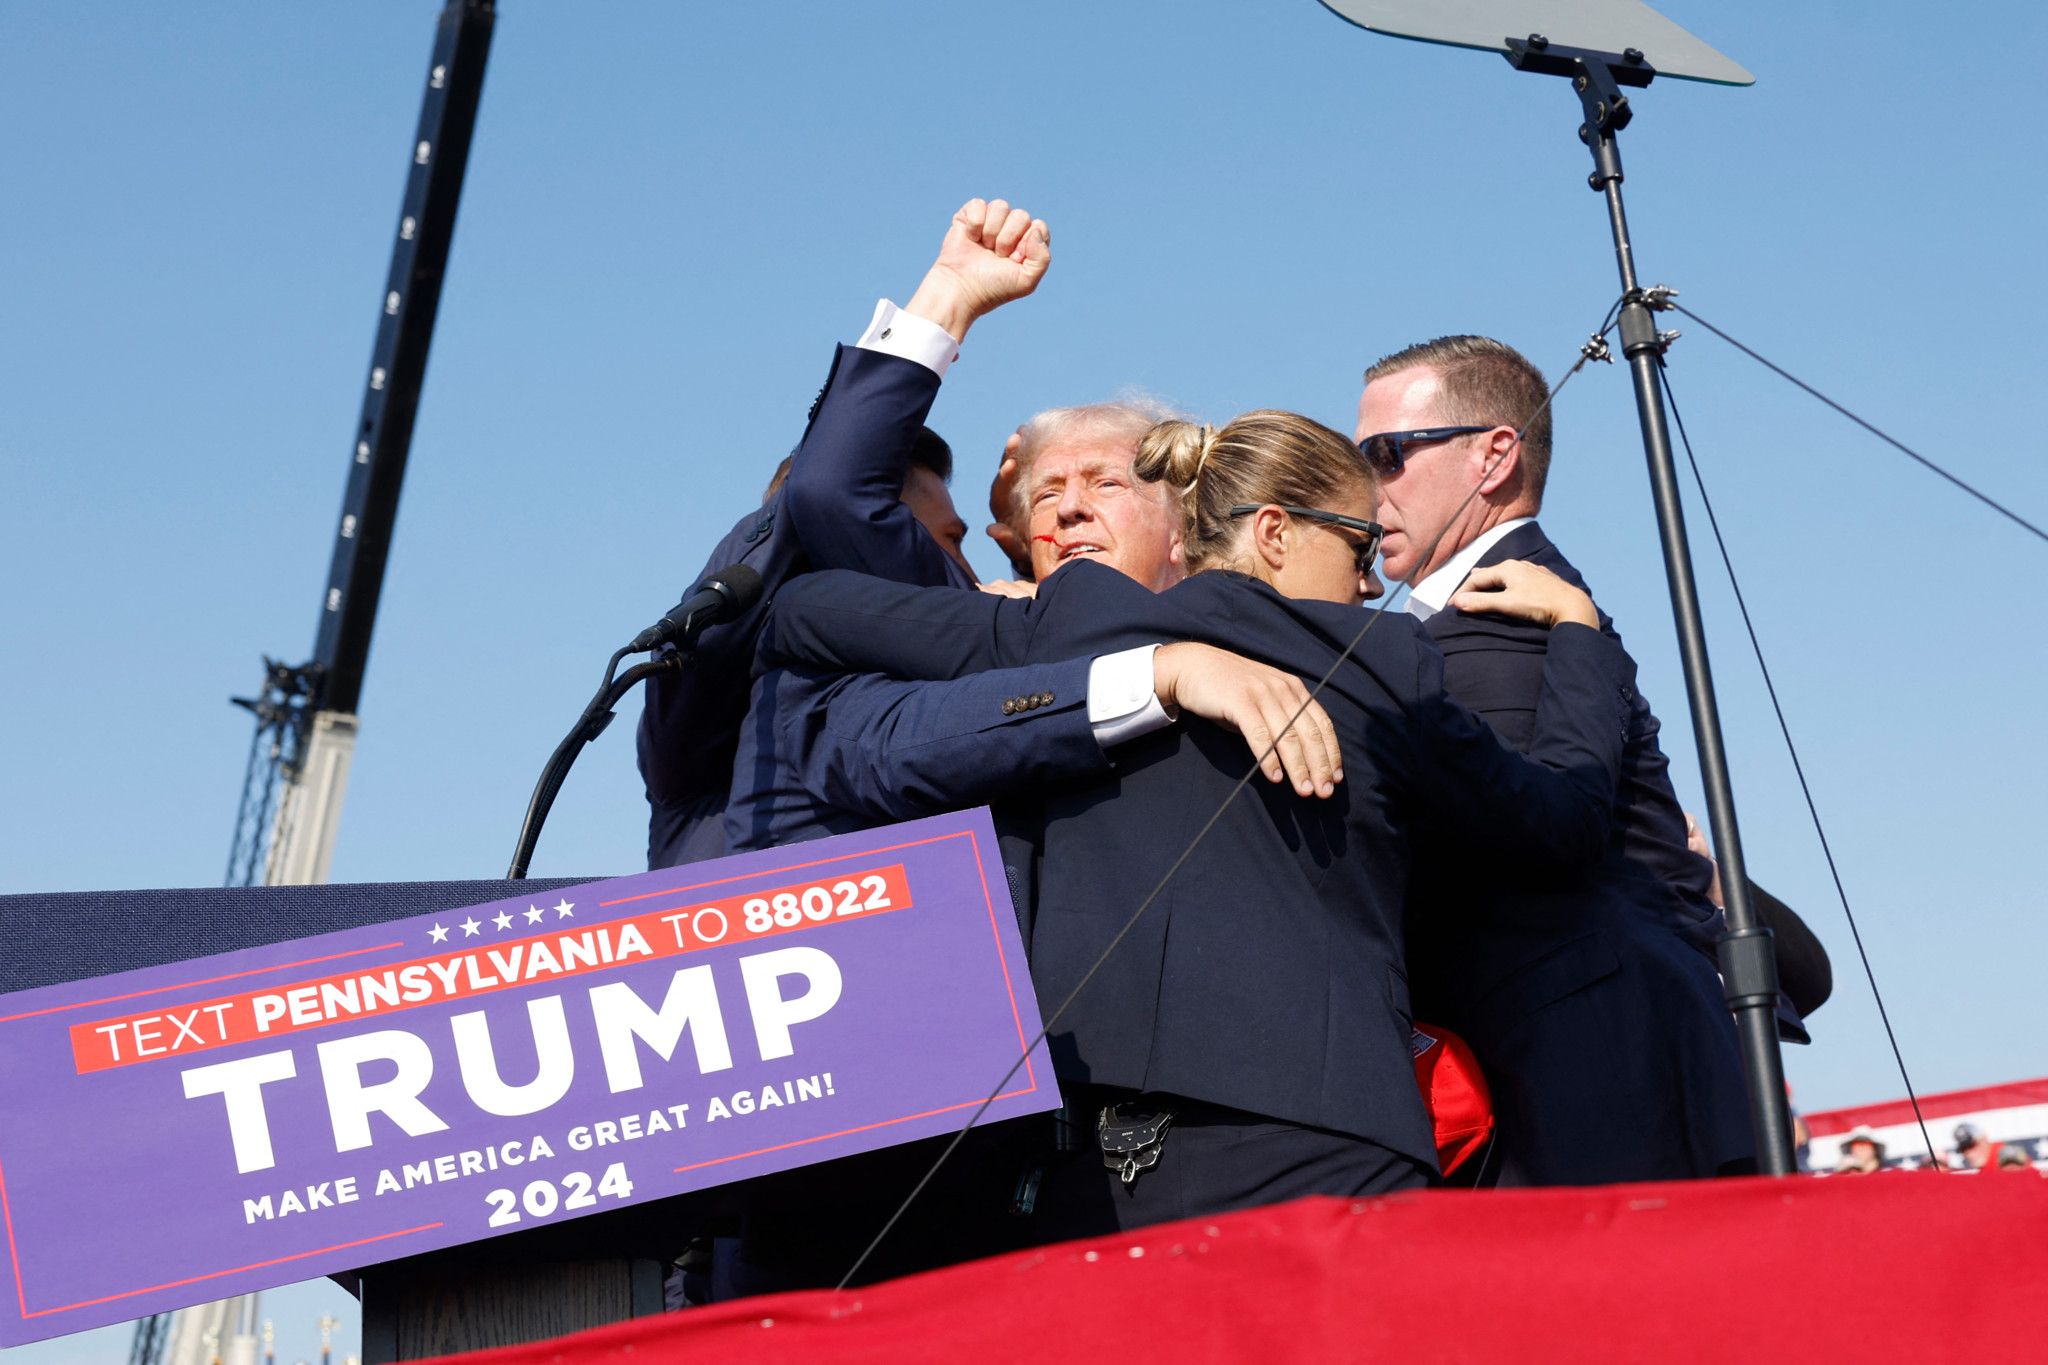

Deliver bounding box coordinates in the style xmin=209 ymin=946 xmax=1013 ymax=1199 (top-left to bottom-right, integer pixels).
xmin=1167 ymin=523 xmax=1187 ymax=570
xmin=1474 ymin=427 xmax=1522 ymax=498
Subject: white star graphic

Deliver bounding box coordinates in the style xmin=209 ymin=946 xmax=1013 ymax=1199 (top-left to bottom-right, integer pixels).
xmin=492 ymin=909 xmax=513 ymax=930
xmin=428 ymin=923 xmax=450 ymax=944
xmin=461 ymin=916 xmax=482 ymax=937
xmin=553 ymin=899 xmax=575 ymax=919
xmin=524 ymin=905 xmax=546 ymax=925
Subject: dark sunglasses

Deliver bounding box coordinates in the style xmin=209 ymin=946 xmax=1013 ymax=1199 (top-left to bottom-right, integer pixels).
xmin=1228 ymin=504 xmax=1384 ymax=577
xmin=1354 ymin=425 xmax=1505 ymax=476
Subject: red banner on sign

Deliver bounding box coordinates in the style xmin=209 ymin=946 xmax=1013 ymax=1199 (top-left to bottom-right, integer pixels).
xmin=68 ymin=865 xmax=912 ymax=1073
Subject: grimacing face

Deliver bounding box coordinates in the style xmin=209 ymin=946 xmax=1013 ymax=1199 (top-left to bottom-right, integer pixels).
xmin=1022 ymin=435 xmax=1185 ymax=591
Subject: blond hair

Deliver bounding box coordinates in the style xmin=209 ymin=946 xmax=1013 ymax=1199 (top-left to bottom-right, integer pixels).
xmin=1133 ymin=410 xmax=1373 ymax=572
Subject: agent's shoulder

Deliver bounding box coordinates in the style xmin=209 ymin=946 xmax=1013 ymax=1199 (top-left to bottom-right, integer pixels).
xmin=1036 ymin=557 xmax=1176 ymax=616
xmin=1189 ymin=572 xmax=1433 ymax=664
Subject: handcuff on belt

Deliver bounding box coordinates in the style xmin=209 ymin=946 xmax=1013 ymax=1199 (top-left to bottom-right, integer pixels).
xmin=1098 ymin=1101 xmax=1176 ymax=1185
xmin=1010 ymin=1099 xmax=1179 ymax=1213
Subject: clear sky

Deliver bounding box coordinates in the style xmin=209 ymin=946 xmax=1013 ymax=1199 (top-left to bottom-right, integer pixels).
xmin=4 ymin=2 xmax=2045 ymax=1359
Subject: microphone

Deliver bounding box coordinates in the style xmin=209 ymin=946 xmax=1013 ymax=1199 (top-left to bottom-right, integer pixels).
xmin=626 ymin=564 xmax=764 ymax=652
xmin=512 ymin=562 xmax=765 ymax=878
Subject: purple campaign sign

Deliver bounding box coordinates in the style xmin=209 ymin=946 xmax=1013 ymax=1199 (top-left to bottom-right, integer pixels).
xmin=0 ymin=809 xmax=1053 ymax=1347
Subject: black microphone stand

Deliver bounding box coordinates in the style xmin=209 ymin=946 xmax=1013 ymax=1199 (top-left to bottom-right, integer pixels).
xmin=1503 ymin=35 xmax=1798 ymax=1176
xmin=506 ymin=649 xmax=682 ymax=879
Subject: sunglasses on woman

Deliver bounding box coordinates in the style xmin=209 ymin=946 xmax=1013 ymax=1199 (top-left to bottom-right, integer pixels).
xmin=1228 ymin=504 xmax=1384 ymax=576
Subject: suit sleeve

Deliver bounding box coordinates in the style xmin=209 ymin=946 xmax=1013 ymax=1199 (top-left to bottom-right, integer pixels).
xmin=764 ymin=559 xmax=1170 ymax=681
xmin=780 ymin=345 xmax=964 ymax=587
xmin=779 ymin=660 xmax=1107 ymax=822
xmin=1409 ymin=622 xmax=1634 ymax=875
xmin=763 ymin=569 xmax=1035 ymax=679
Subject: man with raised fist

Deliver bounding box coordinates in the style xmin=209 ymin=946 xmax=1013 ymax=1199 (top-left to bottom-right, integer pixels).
xmin=637 ymin=197 xmax=1050 ymax=871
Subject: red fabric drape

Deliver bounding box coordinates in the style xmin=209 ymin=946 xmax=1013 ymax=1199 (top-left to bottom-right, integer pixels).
xmin=413 ymin=1171 xmax=2048 ymax=1363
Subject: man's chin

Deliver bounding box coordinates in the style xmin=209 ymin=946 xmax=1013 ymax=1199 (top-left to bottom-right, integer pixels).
xmin=1045 ymin=549 xmax=1114 ymax=576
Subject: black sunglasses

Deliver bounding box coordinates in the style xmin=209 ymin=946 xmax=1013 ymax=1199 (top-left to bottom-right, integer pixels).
xmin=1354 ymin=425 xmax=1505 ymax=476
xmin=1228 ymin=504 xmax=1384 ymax=577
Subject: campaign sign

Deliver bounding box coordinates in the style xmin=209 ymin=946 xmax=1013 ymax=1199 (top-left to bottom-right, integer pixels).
xmin=0 ymin=809 xmax=1053 ymax=1346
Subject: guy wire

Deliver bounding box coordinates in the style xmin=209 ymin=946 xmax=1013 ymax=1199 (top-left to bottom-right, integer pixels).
xmin=1655 ymin=359 xmax=1940 ymax=1167
xmin=835 ymin=309 xmax=1622 ymax=1289
xmin=1668 ymin=303 xmax=2047 ymax=546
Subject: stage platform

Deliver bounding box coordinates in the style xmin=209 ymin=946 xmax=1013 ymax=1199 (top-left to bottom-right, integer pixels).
xmin=410 ymin=1168 xmax=2048 ymax=1363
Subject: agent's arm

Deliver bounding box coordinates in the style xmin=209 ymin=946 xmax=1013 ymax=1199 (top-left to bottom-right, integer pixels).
xmin=786 ymin=642 xmax=1345 ymax=822
xmin=1410 ymin=561 xmax=1633 ymax=874
xmin=782 ymin=197 xmax=1049 ymax=583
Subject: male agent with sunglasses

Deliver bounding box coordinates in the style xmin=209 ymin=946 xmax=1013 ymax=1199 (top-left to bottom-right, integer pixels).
xmin=1355 ymin=334 xmax=1754 ymax=1185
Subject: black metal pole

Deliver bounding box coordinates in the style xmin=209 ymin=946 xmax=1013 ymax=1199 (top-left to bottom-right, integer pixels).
xmin=312 ymin=0 xmax=496 ymax=716
xmin=1564 ymin=57 xmax=1798 ymax=1177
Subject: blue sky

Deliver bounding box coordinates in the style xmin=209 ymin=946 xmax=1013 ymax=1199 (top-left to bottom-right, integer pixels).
xmin=4 ymin=2 xmax=2045 ymax=1358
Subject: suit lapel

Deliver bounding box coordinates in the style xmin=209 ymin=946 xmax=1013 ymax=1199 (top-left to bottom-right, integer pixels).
xmin=1421 ymin=521 xmax=1554 ymax=641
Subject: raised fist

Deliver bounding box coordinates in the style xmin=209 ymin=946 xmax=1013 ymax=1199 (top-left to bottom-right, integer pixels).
xmin=905 ymin=197 xmax=1051 ymax=341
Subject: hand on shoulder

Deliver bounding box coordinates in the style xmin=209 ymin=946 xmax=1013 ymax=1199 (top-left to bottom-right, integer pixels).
xmin=1446 ymin=560 xmax=1599 ymax=630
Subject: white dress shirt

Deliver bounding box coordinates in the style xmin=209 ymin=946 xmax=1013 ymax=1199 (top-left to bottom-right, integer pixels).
xmin=856 ymin=298 xmax=961 ymax=377
xmin=1405 ymin=517 xmax=1536 ymax=621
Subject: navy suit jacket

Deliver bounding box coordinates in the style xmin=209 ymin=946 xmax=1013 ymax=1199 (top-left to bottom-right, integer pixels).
xmin=635 ymin=344 xmax=972 ymax=868
xmin=724 ymin=657 xmax=1105 ymax=852
xmin=1413 ymin=523 xmax=1723 ymax=991
xmin=763 ymin=560 xmax=1637 ymax=1167
xmin=1408 ymin=520 xmax=1752 ymax=1178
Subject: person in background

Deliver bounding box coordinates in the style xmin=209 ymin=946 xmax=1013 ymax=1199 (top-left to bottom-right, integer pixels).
xmin=1952 ymin=1122 xmax=2005 ymax=1171
xmin=1836 ymin=1128 xmax=1885 ymax=1174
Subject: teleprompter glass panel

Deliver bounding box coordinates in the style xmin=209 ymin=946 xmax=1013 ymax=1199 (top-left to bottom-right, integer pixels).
xmin=1316 ymin=0 xmax=1753 ymax=86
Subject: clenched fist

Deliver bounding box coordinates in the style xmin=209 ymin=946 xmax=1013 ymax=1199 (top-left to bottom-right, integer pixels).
xmin=904 ymin=197 xmax=1051 ymax=343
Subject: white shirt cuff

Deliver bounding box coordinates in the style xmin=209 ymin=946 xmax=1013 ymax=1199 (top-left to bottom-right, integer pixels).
xmin=856 ymin=298 xmax=961 ymax=379
xmin=1088 ymin=644 xmax=1174 ymax=749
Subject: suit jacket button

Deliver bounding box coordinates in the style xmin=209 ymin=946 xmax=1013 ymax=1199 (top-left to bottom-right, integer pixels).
xmin=1043 ymin=690 xmax=1056 ymax=705
xmin=1002 ymin=699 xmax=1018 ymax=715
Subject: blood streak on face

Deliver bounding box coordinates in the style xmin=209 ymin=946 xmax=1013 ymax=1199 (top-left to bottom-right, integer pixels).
xmin=1022 ymin=441 xmax=1185 ymax=590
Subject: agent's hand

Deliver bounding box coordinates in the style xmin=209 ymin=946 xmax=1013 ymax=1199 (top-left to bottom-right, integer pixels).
xmin=1684 ymin=812 xmax=1726 ymax=908
xmin=985 ymin=429 xmax=1034 ymax=579
xmin=977 ymin=578 xmax=1037 ymax=599
xmin=1447 ymin=560 xmax=1599 ymax=630
xmin=1153 ymin=642 xmax=1342 ymax=798
xmin=904 ymin=198 xmax=1051 ymax=343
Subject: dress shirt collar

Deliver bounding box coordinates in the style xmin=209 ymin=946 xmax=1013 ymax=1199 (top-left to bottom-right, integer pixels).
xmin=1405 ymin=516 xmax=1537 ymax=620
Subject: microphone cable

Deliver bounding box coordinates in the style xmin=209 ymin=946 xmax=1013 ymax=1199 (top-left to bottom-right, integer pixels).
xmin=834 ymin=310 xmax=1623 ymax=1289
xmin=1655 ymin=358 xmax=1940 ymax=1167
